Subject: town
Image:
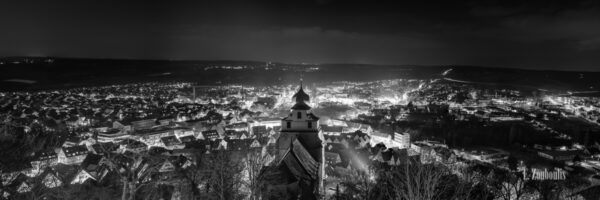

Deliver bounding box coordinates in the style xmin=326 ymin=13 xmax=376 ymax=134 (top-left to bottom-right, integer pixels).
xmin=1 ymin=74 xmax=600 ymax=200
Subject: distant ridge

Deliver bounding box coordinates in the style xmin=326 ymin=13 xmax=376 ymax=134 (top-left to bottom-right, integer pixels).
xmin=1 ymin=57 xmax=598 ymax=92
xmin=1 ymin=56 xmax=598 ymax=73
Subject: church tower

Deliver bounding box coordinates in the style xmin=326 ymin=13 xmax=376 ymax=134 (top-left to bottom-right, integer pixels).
xmin=276 ymin=82 xmax=325 ymax=199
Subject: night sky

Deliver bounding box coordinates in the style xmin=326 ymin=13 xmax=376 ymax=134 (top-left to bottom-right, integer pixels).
xmin=1 ymin=0 xmax=600 ymax=71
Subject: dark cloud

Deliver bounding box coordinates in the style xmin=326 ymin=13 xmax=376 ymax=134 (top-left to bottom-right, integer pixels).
xmin=0 ymin=0 xmax=599 ymax=71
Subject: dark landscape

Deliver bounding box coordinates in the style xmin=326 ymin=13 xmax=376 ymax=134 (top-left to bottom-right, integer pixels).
xmin=3 ymin=0 xmax=600 ymax=200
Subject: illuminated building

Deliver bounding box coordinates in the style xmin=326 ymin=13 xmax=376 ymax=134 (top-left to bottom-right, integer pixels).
xmin=259 ymin=83 xmax=325 ymax=200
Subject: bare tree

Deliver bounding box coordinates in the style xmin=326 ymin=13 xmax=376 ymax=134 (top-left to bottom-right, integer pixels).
xmin=103 ymin=148 xmax=162 ymax=200
xmin=436 ymin=173 xmax=477 ymax=200
xmin=528 ymin=180 xmax=561 ymax=200
xmin=242 ymin=148 xmax=269 ymax=200
xmin=396 ymin=161 xmax=447 ymax=200
xmin=495 ymin=170 xmax=527 ymax=200
xmin=178 ymin=151 xmax=205 ymax=200
xmin=369 ymin=159 xmax=448 ymax=200
xmin=556 ymin=176 xmax=589 ymax=200
xmin=469 ymin=169 xmax=497 ymax=200
xmin=201 ymin=150 xmax=244 ymax=200
xmin=337 ymin=167 xmax=376 ymax=200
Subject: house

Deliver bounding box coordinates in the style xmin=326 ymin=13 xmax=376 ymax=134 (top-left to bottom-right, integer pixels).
xmin=393 ymin=132 xmax=411 ymax=149
xmin=217 ymin=139 xmax=228 ymax=150
xmin=71 ymin=154 xmax=109 ymax=184
xmin=225 ymin=122 xmax=249 ymax=132
xmin=9 ymin=174 xmax=32 ymax=194
xmin=175 ymin=129 xmax=195 ymax=138
xmin=249 ymin=139 xmax=262 ymax=148
xmin=62 ymin=136 xmax=82 ymax=147
xmin=340 ymin=131 xmax=370 ymax=149
xmin=157 ymin=157 xmax=187 ymax=180
xmin=237 ymin=131 xmax=250 ymax=140
xmin=2 ymin=172 xmax=27 ymax=196
xmin=39 ymin=168 xmax=63 ymax=188
xmin=130 ymin=118 xmax=157 ymax=130
xmin=158 ymin=117 xmax=174 ymax=126
xmin=158 ymin=160 xmax=176 ymax=173
xmin=16 ymin=181 xmax=32 ymax=193
xmin=71 ymin=169 xmax=95 ymax=185
xmin=80 ymin=153 xmax=107 ymax=171
xmin=2 ymin=189 xmax=9 ymax=199
xmin=178 ymin=135 xmax=196 ymax=143
xmin=58 ymin=145 xmax=89 ymax=165
xmin=161 ymin=136 xmax=184 ymax=150
xmin=1 ymin=171 xmax=22 ymax=187
xmin=137 ymin=127 xmax=177 ymax=147
xmin=96 ymin=128 xmax=130 ymax=143
xmin=120 ymin=139 xmax=148 ymax=153
xmin=112 ymin=121 xmax=132 ymax=132
xmin=320 ymin=125 xmax=344 ymax=135
xmin=30 ymin=150 xmax=59 ymax=172
xmin=91 ymin=142 xmax=119 ymax=154
xmin=252 ymin=125 xmax=268 ymax=138
xmin=202 ymin=130 xmax=220 ymax=141
xmin=225 ymin=130 xmax=249 ymax=140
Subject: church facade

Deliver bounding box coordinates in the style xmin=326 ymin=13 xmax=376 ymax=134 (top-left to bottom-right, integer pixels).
xmin=259 ymin=84 xmax=325 ymax=200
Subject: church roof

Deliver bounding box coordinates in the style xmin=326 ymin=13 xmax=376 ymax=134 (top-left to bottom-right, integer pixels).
xmin=307 ymin=113 xmax=320 ymax=120
xmin=279 ymin=138 xmax=319 ymax=180
xmin=291 ymin=101 xmax=311 ymax=110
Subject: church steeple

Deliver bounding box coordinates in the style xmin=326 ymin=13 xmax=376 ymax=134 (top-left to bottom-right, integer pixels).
xmin=292 ymin=82 xmax=310 ymax=103
xmin=276 ymin=81 xmax=324 ymax=199
xmin=291 ymin=82 xmax=311 ymax=110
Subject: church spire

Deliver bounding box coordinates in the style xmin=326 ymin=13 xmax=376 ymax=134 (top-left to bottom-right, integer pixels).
xmin=292 ymin=81 xmax=310 ymax=104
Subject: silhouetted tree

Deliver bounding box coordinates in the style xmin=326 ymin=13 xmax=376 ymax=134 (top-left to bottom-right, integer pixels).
xmin=103 ymin=149 xmax=162 ymax=200
xmin=337 ymin=167 xmax=376 ymax=200
xmin=201 ymin=150 xmax=244 ymax=200
xmin=243 ymin=148 xmax=269 ymax=200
